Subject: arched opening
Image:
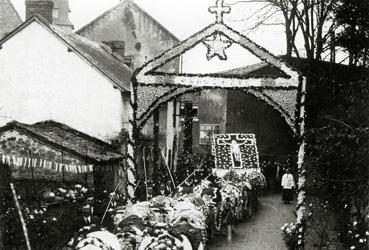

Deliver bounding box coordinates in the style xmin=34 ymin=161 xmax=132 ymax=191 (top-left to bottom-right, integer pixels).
xmin=130 ymin=85 xmax=299 ymax=196
xmin=125 ymin=2 xmax=307 ymax=246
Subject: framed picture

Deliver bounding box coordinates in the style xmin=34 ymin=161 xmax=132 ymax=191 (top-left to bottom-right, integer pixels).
xmin=199 ymin=124 xmax=220 ymax=145
xmin=212 ymin=133 xmax=260 ymax=170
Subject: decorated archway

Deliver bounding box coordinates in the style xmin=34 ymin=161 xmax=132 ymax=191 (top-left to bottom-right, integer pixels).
xmin=126 ymin=0 xmax=306 ymax=248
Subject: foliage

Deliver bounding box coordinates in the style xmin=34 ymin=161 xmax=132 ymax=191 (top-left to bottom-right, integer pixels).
xmin=239 ymin=0 xmax=369 ymax=64
xmin=304 ymin=199 xmax=344 ymax=249
xmin=241 ymin=0 xmax=338 ymax=60
xmin=305 ymin=79 xmax=369 ymax=248
xmin=341 ymin=215 xmax=369 ymax=250
xmin=1 ymin=168 xmax=126 ymax=250
xmin=175 ymin=152 xmax=214 ymax=187
xmin=335 ymin=0 xmax=369 ymax=66
xmin=2 ymin=184 xmax=87 ymax=249
xmin=244 ymin=171 xmax=267 ymax=191
xmin=223 ymin=170 xmax=244 ymax=183
xmin=106 ymin=128 xmax=129 ymax=152
xmin=283 ymin=198 xmax=346 ymax=249
xmin=281 ymin=222 xmax=300 ymax=249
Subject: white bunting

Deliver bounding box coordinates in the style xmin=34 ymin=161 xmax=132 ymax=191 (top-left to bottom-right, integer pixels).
xmin=0 ymin=153 xmax=95 ymax=174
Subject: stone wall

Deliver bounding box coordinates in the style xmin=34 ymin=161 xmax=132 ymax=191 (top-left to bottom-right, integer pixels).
xmin=0 ymin=129 xmax=91 ymax=183
xmin=78 ymin=1 xmax=180 ymax=72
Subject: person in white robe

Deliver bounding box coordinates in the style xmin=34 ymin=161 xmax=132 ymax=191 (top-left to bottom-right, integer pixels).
xmin=281 ymin=168 xmax=295 ymax=204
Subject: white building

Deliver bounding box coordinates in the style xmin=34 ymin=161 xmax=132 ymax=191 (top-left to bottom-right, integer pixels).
xmin=0 ymin=15 xmax=132 ymax=141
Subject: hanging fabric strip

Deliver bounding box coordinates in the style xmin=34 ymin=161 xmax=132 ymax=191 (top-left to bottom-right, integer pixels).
xmin=0 ymin=153 xmax=92 ymax=173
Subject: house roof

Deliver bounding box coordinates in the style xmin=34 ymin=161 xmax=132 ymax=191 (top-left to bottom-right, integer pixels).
xmin=76 ymin=0 xmax=179 ymax=42
xmin=221 ymin=61 xmax=288 ymax=78
xmin=0 ymin=15 xmax=132 ymax=92
xmin=0 ymin=120 xmax=123 ymax=163
xmin=223 ymin=56 xmax=369 ymax=82
xmin=0 ymin=0 xmax=22 ymax=40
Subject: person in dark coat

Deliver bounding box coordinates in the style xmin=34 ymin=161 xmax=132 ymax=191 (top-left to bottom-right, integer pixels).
xmin=156 ymin=183 xmax=169 ymax=196
xmin=165 ymin=180 xmax=174 ymax=195
xmin=73 ymin=204 xmax=100 ymax=232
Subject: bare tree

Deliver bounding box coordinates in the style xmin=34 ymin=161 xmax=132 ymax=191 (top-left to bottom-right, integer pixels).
xmin=293 ymin=0 xmax=337 ymax=61
xmin=229 ymin=0 xmax=338 ymax=61
xmin=268 ymin=1 xmax=300 ymax=59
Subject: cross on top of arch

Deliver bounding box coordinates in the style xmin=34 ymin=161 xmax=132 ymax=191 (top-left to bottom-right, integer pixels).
xmin=209 ymin=0 xmax=231 ymax=23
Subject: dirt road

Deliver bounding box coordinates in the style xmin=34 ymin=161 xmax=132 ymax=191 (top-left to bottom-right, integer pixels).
xmin=209 ymin=193 xmax=295 ymax=250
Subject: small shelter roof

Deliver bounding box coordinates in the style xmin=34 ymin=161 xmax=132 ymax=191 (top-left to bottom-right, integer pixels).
xmin=0 ymin=120 xmax=123 ymax=163
xmin=223 ymin=56 xmax=369 ymax=82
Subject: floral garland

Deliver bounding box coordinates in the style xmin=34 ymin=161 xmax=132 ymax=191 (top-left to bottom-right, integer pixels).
xmin=215 ymin=210 xmax=223 ymax=231
xmin=294 ymin=76 xmax=307 ymax=248
xmin=281 ymin=222 xmax=300 ymax=250
xmin=129 ymin=11 xmax=304 ymax=132
xmin=223 ymin=170 xmax=242 ymax=182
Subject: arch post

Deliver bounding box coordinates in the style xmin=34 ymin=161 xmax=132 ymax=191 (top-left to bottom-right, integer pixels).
xmin=295 ymin=77 xmax=307 ymax=249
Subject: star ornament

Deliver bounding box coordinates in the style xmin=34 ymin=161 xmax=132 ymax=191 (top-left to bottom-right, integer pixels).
xmin=203 ymin=33 xmax=232 ymax=61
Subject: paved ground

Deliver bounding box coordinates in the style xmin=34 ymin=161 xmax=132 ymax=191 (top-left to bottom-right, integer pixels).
xmin=208 ymin=193 xmax=296 ymax=250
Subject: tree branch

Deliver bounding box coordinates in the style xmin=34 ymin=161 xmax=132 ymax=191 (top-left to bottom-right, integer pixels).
xmin=324 ymin=115 xmax=353 ymax=129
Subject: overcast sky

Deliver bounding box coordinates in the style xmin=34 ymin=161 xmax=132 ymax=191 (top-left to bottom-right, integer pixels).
xmin=11 ymin=0 xmax=292 ymax=73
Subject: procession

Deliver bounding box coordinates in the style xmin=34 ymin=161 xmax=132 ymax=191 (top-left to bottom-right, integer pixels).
xmin=1 ymin=0 xmax=368 ymax=250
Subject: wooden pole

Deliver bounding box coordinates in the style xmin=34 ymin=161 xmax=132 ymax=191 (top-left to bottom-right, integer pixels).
xmin=160 ymin=150 xmax=176 ymax=188
xmin=176 ymin=155 xmax=206 ymax=188
xmin=84 ymin=147 xmax=88 ymax=186
xmin=143 ymin=147 xmax=149 ymax=201
xmin=100 ymin=182 xmax=120 ymax=224
xmin=153 ymin=110 xmax=160 ymax=170
xmin=10 ymin=183 xmax=31 ymax=250
xmin=28 ymin=150 xmax=35 ymax=183
xmin=61 ymin=148 xmax=65 ymax=183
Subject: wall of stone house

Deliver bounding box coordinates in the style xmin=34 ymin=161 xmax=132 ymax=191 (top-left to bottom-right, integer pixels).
xmin=225 ymin=90 xmax=296 ymax=155
xmin=78 ymin=2 xmax=180 ymax=154
xmin=77 ymin=1 xmax=180 ymax=72
xmin=0 ymin=129 xmax=92 ymax=183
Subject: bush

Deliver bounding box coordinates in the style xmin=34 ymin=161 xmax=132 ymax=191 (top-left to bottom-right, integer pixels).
xmin=306 ymin=79 xmax=369 ymax=248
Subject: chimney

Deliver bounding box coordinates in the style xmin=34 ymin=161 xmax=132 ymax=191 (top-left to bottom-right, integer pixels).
xmin=52 ymin=0 xmax=74 ymax=31
xmin=124 ymin=55 xmax=135 ymax=69
xmin=26 ymin=0 xmax=54 ymax=24
xmin=102 ymin=41 xmax=125 ymax=58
